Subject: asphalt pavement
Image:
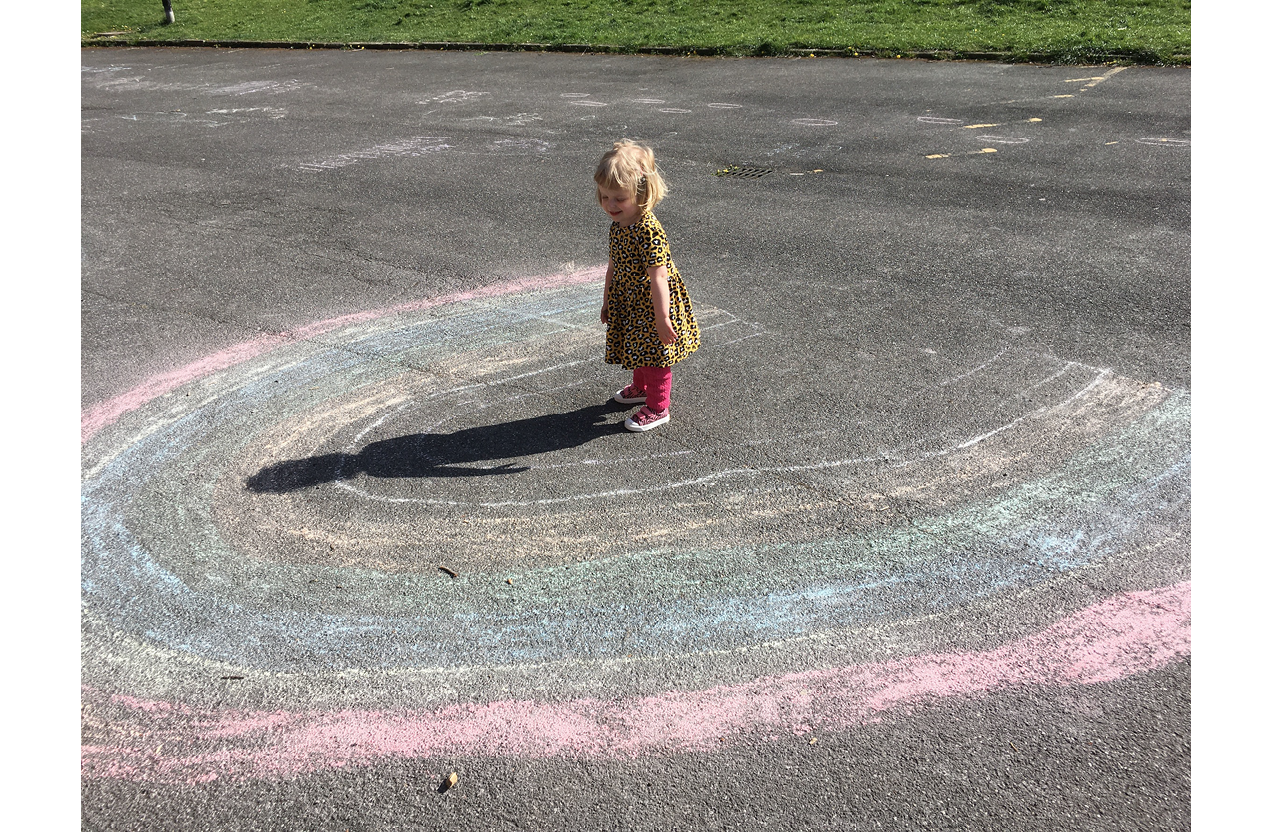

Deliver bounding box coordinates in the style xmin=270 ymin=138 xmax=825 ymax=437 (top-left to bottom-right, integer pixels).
xmin=80 ymin=47 xmax=1190 ymax=831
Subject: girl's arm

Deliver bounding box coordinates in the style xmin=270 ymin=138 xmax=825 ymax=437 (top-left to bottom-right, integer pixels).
xmin=600 ymin=259 xmax=614 ymax=324
xmin=648 ymin=264 xmax=677 ymax=345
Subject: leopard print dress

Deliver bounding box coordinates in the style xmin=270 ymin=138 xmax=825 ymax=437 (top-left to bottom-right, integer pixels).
xmin=604 ymin=211 xmax=700 ymax=370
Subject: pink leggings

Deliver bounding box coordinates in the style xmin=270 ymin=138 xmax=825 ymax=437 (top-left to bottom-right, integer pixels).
xmin=632 ymin=366 xmax=673 ymax=413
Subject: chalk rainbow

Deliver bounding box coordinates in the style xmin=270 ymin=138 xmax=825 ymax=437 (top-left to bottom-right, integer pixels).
xmin=81 ymin=267 xmax=1190 ymax=785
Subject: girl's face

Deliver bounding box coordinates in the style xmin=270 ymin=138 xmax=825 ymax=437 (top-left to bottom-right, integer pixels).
xmin=598 ymin=185 xmax=641 ymax=227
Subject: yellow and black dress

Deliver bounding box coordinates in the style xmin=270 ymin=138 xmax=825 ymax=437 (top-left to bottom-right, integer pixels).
xmin=604 ymin=211 xmax=700 ymax=370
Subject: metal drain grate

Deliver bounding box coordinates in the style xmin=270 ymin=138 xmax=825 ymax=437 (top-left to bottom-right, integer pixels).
xmin=714 ymin=166 xmax=774 ymax=178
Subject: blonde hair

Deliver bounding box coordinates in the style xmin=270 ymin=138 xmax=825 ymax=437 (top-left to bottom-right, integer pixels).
xmin=593 ymin=139 xmax=667 ymax=211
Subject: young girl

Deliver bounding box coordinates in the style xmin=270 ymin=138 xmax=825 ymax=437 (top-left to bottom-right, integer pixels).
xmin=594 ymin=140 xmax=700 ymax=432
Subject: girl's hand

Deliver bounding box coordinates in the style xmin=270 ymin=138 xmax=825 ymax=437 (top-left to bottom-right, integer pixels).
xmin=600 ymin=303 xmax=609 ymax=324
xmin=647 ymin=265 xmax=676 ymax=346
xmin=656 ymin=318 xmax=677 ymax=346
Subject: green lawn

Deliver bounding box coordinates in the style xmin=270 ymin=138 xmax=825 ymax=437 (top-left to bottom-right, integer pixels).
xmin=82 ymin=0 xmax=1191 ymax=64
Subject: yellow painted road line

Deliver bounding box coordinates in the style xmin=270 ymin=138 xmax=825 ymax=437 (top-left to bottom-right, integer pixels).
xmin=994 ymin=66 xmax=1128 ymax=106
xmin=1076 ymin=66 xmax=1127 ymax=89
xmin=962 ymin=118 xmax=1041 ymax=128
xmin=925 ymin=148 xmax=997 ymax=159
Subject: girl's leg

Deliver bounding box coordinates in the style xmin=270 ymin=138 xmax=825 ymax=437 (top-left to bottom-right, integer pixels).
xmin=625 ymin=366 xmax=673 ymax=431
xmin=644 ymin=367 xmax=672 ymax=413
xmin=615 ymin=368 xmax=647 ymax=403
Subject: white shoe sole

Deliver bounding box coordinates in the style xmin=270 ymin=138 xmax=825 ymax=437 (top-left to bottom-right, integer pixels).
xmin=625 ymin=412 xmax=670 ymax=432
xmin=614 ymin=388 xmax=647 ymax=405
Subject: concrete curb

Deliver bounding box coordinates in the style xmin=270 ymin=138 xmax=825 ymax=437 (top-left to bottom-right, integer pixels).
xmin=79 ymin=36 xmax=1188 ymax=66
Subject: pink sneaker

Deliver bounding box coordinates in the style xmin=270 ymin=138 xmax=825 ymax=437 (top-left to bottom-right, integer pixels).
xmin=614 ymin=384 xmax=647 ymax=405
xmin=625 ymin=406 xmax=670 ymax=432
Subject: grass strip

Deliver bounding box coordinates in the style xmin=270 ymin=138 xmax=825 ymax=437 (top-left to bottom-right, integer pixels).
xmin=82 ymin=0 xmax=1190 ymax=65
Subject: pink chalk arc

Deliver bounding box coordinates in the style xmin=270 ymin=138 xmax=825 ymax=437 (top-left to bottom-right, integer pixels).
xmin=82 ymin=582 xmax=1190 ymax=784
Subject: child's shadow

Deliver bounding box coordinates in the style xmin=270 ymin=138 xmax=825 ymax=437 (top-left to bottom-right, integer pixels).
xmin=245 ymin=401 xmax=630 ymax=494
